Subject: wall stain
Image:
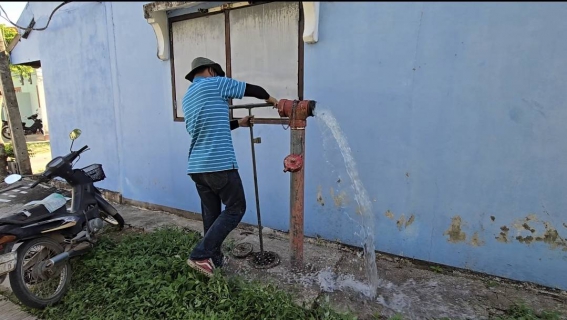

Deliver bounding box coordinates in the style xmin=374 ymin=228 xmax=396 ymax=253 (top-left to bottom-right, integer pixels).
xmin=316 ymin=186 xmax=325 ymax=206
xmin=330 ymin=188 xmax=348 ymax=207
xmin=470 ymin=232 xmax=484 ymax=247
xmin=396 ymin=214 xmax=406 ymax=231
xmin=385 ymin=210 xmax=394 ymax=220
xmin=542 ymin=222 xmax=567 ymax=250
xmin=516 ymin=235 xmax=535 ymax=244
xmin=497 ymin=215 xmax=567 ymax=251
xmin=405 ymin=214 xmax=415 ymax=228
xmin=444 ymin=216 xmax=467 ymax=243
xmin=496 ymin=226 xmax=509 ymax=243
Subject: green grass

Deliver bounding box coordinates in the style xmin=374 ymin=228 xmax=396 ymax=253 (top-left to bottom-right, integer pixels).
xmin=492 ymin=304 xmax=562 ymax=320
xmin=3 ymin=141 xmax=50 ymax=158
xmin=26 ymin=141 xmax=51 ymax=155
xmin=28 ymin=227 xmax=356 ymax=320
xmin=10 ymin=227 xmax=563 ymax=320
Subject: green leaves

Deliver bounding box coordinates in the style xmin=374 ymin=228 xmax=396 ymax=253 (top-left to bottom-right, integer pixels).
xmin=28 ymin=227 xmax=354 ymax=320
xmin=0 ymin=24 xmax=35 ymax=78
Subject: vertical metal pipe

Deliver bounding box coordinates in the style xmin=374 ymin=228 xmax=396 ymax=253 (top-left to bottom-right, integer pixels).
xmin=248 ymin=109 xmax=264 ymax=253
xmin=290 ymin=129 xmax=306 ymax=269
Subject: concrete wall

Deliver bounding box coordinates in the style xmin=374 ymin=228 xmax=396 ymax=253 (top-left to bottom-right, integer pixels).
xmin=11 ymin=2 xmax=567 ymax=290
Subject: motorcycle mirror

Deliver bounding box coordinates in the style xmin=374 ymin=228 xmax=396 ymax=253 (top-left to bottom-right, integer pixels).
xmin=69 ymin=129 xmax=82 ymax=141
xmin=4 ymin=174 xmax=22 ymax=185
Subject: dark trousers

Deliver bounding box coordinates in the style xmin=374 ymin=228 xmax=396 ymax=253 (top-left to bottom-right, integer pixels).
xmin=189 ymin=169 xmax=246 ymax=267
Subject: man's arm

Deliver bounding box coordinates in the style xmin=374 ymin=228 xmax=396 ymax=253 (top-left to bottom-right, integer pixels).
xmin=245 ymin=83 xmax=278 ymax=105
xmin=216 ymin=77 xmax=278 ymax=105
xmin=219 ymin=78 xmax=277 ymax=130
xmin=244 ymin=83 xmax=269 ymax=100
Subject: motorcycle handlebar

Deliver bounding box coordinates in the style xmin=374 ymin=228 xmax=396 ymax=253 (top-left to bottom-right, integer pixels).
xmin=66 ymin=145 xmax=89 ymax=163
xmin=30 ymin=145 xmax=90 ymax=188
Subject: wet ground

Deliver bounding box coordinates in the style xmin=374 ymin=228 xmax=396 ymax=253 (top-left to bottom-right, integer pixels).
xmin=0 ymin=181 xmax=566 ymax=319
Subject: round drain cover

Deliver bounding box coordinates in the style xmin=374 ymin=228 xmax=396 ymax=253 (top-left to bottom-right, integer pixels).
xmin=248 ymin=251 xmax=281 ymax=269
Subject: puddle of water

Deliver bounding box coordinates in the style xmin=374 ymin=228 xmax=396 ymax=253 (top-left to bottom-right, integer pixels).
xmin=315 ymin=109 xmax=380 ymax=298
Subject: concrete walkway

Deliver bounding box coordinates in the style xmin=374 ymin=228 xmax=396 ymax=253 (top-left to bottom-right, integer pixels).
xmin=0 ymin=181 xmax=566 ymax=319
xmin=0 ymin=297 xmax=37 ymax=320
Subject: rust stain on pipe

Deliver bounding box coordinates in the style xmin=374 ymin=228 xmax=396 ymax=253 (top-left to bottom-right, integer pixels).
xmin=289 ymin=129 xmax=305 ymax=269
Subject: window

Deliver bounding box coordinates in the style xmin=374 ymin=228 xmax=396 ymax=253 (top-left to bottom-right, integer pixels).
xmin=169 ymin=2 xmax=303 ymax=124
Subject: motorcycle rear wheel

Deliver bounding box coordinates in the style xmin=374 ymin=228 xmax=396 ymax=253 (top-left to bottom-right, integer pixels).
xmin=2 ymin=126 xmax=11 ymax=140
xmin=9 ymin=237 xmax=72 ymax=309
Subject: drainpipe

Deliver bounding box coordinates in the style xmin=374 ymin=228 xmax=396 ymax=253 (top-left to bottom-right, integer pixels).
xmin=276 ymin=99 xmax=316 ymax=270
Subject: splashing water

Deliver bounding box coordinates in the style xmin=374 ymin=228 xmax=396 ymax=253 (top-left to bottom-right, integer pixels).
xmin=315 ymin=109 xmax=380 ymax=298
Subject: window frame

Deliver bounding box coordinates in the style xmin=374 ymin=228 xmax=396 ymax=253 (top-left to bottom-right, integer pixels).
xmin=168 ymin=1 xmax=304 ymax=125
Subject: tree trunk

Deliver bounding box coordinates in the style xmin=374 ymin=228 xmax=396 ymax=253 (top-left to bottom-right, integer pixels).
xmin=0 ymin=29 xmax=32 ymax=175
xmin=0 ymin=143 xmax=7 ymax=178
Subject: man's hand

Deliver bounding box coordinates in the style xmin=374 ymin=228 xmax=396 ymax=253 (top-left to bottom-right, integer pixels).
xmin=266 ymin=96 xmax=278 ymax=107
xmin=238 ymin=115 xmax=254 ymax=127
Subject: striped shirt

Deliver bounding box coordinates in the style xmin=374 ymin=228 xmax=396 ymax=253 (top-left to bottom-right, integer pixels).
xmin=182 ymin=76 xmax=246 ymax=174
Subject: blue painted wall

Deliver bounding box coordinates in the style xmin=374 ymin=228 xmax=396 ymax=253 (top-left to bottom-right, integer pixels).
xmin=11 ymin=2 xmax=567 ymax=290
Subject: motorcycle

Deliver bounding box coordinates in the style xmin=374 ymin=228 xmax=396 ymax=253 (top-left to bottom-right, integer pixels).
xmin=0 ymin=128 xmax=125 ymax=309
xmin=2 ymin=113 xmax=44 ymax=140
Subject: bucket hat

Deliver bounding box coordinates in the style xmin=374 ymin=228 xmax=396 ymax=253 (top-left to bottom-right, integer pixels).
xmin=185 ymin=57 xmax=225 ymax=82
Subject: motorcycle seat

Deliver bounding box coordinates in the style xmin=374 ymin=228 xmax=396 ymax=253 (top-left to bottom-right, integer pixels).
xmin=0 ymin=204 xmax=67 ymax=226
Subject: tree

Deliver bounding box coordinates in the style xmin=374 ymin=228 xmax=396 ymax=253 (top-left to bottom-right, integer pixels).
xmin=0 ymin=24 xmax=34 ymax=79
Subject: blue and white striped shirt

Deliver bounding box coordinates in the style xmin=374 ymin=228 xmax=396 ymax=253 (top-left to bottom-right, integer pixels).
xmin=182 ymin=76 xmax=246 ymax=174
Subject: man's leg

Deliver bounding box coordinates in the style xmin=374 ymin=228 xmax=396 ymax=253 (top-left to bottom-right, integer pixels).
xmin=189 ymin=170 xmax=246 ymax=264
xmin=198 ymin=191 xmax=224 ymax=267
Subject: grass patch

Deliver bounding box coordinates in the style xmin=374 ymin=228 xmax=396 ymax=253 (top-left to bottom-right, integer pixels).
xmin=3 ymin=141 xmax=50 ymax=159
xmin=29 ymin=227 xmax=356 ymax=320
xmin=492 ymin=303 xmax=562 ymax=320
xmin=27 ymin=142 xmax=51 ymax=155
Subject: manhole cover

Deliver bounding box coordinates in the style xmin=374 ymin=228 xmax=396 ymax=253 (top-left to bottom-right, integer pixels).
xmin=232 ymin=243 xmax=253 ymax=258
xmin=247 ymin=251 xmax=280 ymax=269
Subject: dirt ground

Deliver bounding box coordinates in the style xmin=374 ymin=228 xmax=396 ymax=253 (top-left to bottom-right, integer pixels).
xmin=0 ymin=181 xmax=566 ymax=320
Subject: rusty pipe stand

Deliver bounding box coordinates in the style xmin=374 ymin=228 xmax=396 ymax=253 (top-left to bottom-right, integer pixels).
xmin=277 ymin=99 xmax=316 ymax=271
xmin=289 ymin=129 xmax=306 ymax=270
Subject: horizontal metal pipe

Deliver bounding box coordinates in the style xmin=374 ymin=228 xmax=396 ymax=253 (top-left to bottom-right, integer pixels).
xmin=229 ymin=103 xmax=272 ymax=110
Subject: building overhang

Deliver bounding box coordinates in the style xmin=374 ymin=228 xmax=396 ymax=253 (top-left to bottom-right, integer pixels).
xmin=142 ymin=1 xmax=320 ymax=61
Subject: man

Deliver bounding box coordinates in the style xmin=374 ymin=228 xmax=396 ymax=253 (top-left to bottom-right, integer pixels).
xmin=182 ymin=57 xmax=278 ymax=277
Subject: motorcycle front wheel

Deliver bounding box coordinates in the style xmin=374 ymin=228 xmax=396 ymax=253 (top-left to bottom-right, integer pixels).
xmin=100 ymin=210 xmax=125 ymax=230
xmin=9 ymin=237 xmax=71 ymax=309
xmin=2 ymin=126 xmax=11 ymax=140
